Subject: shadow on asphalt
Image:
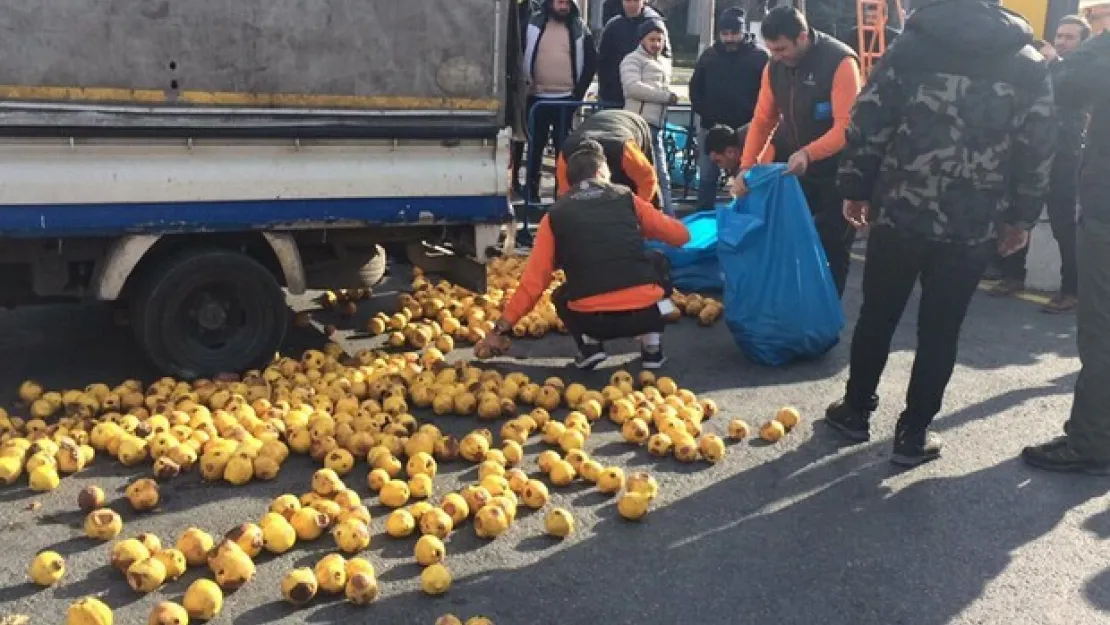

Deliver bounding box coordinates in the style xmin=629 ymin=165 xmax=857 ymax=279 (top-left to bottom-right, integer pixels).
xmin=1084 ymin=508 xmax=1110 ymax=611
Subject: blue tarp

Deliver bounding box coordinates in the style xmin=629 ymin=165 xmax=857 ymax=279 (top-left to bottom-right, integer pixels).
xmin=647 ymin=209 xmax=722 ymax=292
xmin=717 ymin=164 xmax=845 ymax=366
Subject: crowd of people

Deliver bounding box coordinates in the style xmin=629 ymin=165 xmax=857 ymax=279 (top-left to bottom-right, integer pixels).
xmin=511 ymin=0 xmax=679 ymax=213
xmin=494 ymin=0 xmax=1110 ymax=474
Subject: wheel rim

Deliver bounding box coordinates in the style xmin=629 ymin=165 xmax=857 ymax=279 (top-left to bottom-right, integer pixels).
xmin=162 ymin=277 xmax=273 ymax=372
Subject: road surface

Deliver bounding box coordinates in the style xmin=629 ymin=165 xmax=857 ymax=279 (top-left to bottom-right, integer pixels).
xmin=0 ymin=261 xmax=1105 ymax=625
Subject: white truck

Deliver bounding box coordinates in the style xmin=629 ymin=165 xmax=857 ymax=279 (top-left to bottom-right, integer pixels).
xmin=0 ymin=0 xmax=522 ymax=378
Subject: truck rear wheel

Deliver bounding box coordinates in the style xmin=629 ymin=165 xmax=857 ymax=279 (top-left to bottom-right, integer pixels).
xmin=131 ymin=249 xmax=288 ymax=379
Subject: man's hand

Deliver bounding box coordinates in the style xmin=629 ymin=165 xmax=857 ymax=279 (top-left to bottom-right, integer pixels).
xmin=1039 ymin=42 xmax=1058 ymax=62
xmin=843 ymin=200 xmax=871 ymax=229
xmin=785 ymin=150 xmax=811 ymax=176
xmin=474 ymin=332 xmax=511 ymax=360
xmin=997 ymin=224 xmax=1031 ymax=257
xmin=730 ymin=170 xmax=750 ymax=197
xmin=668 ymin=92 xmax=680 ymax=105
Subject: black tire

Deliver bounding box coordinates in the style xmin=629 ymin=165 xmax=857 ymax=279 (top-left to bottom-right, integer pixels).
xmin=130 ymin=249 xmax=288 ymax=379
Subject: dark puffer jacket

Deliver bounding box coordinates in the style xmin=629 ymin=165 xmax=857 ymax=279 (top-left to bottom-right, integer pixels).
xmin=1053 ymin=31 xmax=1110 ymax=220
xmin=689 ymin=37 xmax=769 ymax=130
xmin=837 ymin=0 xmax=1057 ymax=245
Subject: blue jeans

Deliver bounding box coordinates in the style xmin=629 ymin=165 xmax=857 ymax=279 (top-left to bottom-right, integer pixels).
xmin=650 ymin=125 xmax=675 ymax=216
xmin=696 ymin=127 xmax=722 ymax=210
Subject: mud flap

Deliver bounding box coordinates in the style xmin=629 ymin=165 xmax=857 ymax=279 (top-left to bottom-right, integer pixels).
xmin=406 ymin=242 xmax=488 ymax=294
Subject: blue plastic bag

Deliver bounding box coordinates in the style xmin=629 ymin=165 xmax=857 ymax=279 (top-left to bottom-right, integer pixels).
xmin=717 ymin=164 xmax=845 ymax=366
xmin=647 ymin=210 xmax=722 ymax=291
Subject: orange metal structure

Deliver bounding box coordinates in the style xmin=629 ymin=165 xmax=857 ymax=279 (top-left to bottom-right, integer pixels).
xmin=856 ymin=0 xmax=903 ymax=79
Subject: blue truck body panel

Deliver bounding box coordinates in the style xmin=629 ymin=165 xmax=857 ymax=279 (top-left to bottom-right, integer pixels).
xmin=0 ymin=195 xmax=512 ymax=238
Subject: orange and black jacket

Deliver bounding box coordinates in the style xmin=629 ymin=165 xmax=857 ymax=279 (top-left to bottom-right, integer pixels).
xmin=503 ymin=189 xmax=690 ymax=325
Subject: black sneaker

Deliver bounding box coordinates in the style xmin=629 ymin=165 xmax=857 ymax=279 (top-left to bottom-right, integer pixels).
xmin=641 ymin=346 xmax=667 ymax=370
xmin=573 ymin=343 xmax=608 ymax=370
xmin=1022 ymin=437 xmax=1110 ymax=475
xmin=823 ymin=398 xmax=871 ymax=443
xmin=891 ymin=430 xmax=943 ymax=467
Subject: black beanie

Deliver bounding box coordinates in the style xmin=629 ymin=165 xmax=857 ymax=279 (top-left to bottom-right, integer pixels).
xmin=718 ymin=7 xmax=746 ymax=33
xmin=637 ymin=17 xmax=667 ymax=41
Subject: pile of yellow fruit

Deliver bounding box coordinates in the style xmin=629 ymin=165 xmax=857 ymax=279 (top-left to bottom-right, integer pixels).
xmin=358 ymin=255 xmax=724 ymax=351
xmin=3 ymin=324 xmax=800 ymax=623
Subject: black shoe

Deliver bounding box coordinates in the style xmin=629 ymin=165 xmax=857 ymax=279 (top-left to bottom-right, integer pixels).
xmin=573 ymin=343 xmax=608 ymax=370
xmin=641 ymin=346 xmax=667 ymax=370
xmin=1022 ymin=437 xmax=1110 ymax=475
xmin=823 ymin=398 xmax=871 ymax=443
xmin=891 ymin=430 xmax=943 ymax=467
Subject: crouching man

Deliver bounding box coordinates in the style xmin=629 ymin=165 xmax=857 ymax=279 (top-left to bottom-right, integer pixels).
xmin=477 ymin=139 xmax=690 ymax=370
xmin=704 ymin=122 xmax=789 ymax=173
xmin=555 ymin=109 xmax=661 ymax=206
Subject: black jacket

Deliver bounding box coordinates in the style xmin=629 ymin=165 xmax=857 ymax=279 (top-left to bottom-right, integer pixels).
xmin=549 ymin=181 xmax=659 ymax=301
xmin=602 ymin=0 xmax=623 ymax=25
xmin=838 ymin=0 xmax=1056 ymax=244
xmin=1053 ymin=31 xmax=1110 ymax=220
xmin=562 ymin=109 xmax=655 ymax=193
xmin=597 ymin=6 xmax=669 ymax=107
xmin=523 ymin=0 xmax=598 ymax=101
xmin=689 ymin=38 xmax=769 ymax=130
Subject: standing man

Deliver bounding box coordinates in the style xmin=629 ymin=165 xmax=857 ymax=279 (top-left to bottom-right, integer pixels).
xmin=689 ymin=7 xmax=769 ymax=210
xmin=735 ymin=7 xmax=863 ymax=297
xmin=990 ymin=15 xmax=1091 ymax=313
xmin=523 ymin=0 xmax=598 ymax=203
xmin=1023 ymin=31 xmax=1110 ymax=474
xmin=621 ymin=18 xmax=679 ymax=215
xmin=597 ymin=0 xmax=668 ymax=108
xmin=554 ymin=108 xmax=660 ymax=205
xmin=824 ymin=0 xmax=1056 ymax=467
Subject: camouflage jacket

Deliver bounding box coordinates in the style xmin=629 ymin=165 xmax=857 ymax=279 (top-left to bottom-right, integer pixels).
xmin=837 ymin=0 xmax=1057 ymax=245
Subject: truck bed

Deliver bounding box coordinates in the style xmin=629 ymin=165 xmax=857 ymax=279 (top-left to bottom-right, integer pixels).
xmin=0 ymin=0 xmax=509 ymax=135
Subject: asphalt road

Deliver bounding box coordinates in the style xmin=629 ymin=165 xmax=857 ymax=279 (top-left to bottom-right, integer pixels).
xmin=0 ymin=261 xmax=1106 ymax=625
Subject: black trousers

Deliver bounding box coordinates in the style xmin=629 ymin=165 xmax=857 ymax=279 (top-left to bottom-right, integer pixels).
xmin=526 ymin=96 xmax=575 ymax=198
xmin=800 ymin=175 xmax=856 ymax=298
xmin=997 ymin=166 xmax=1079 ymax=295
xmin=845 ymin=227 xmax=991 ymax=433
xmin=1048 ymin=171 xmax=1080 ymax=296
xmin=553 ymin=251 xmax=671 ymax=352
